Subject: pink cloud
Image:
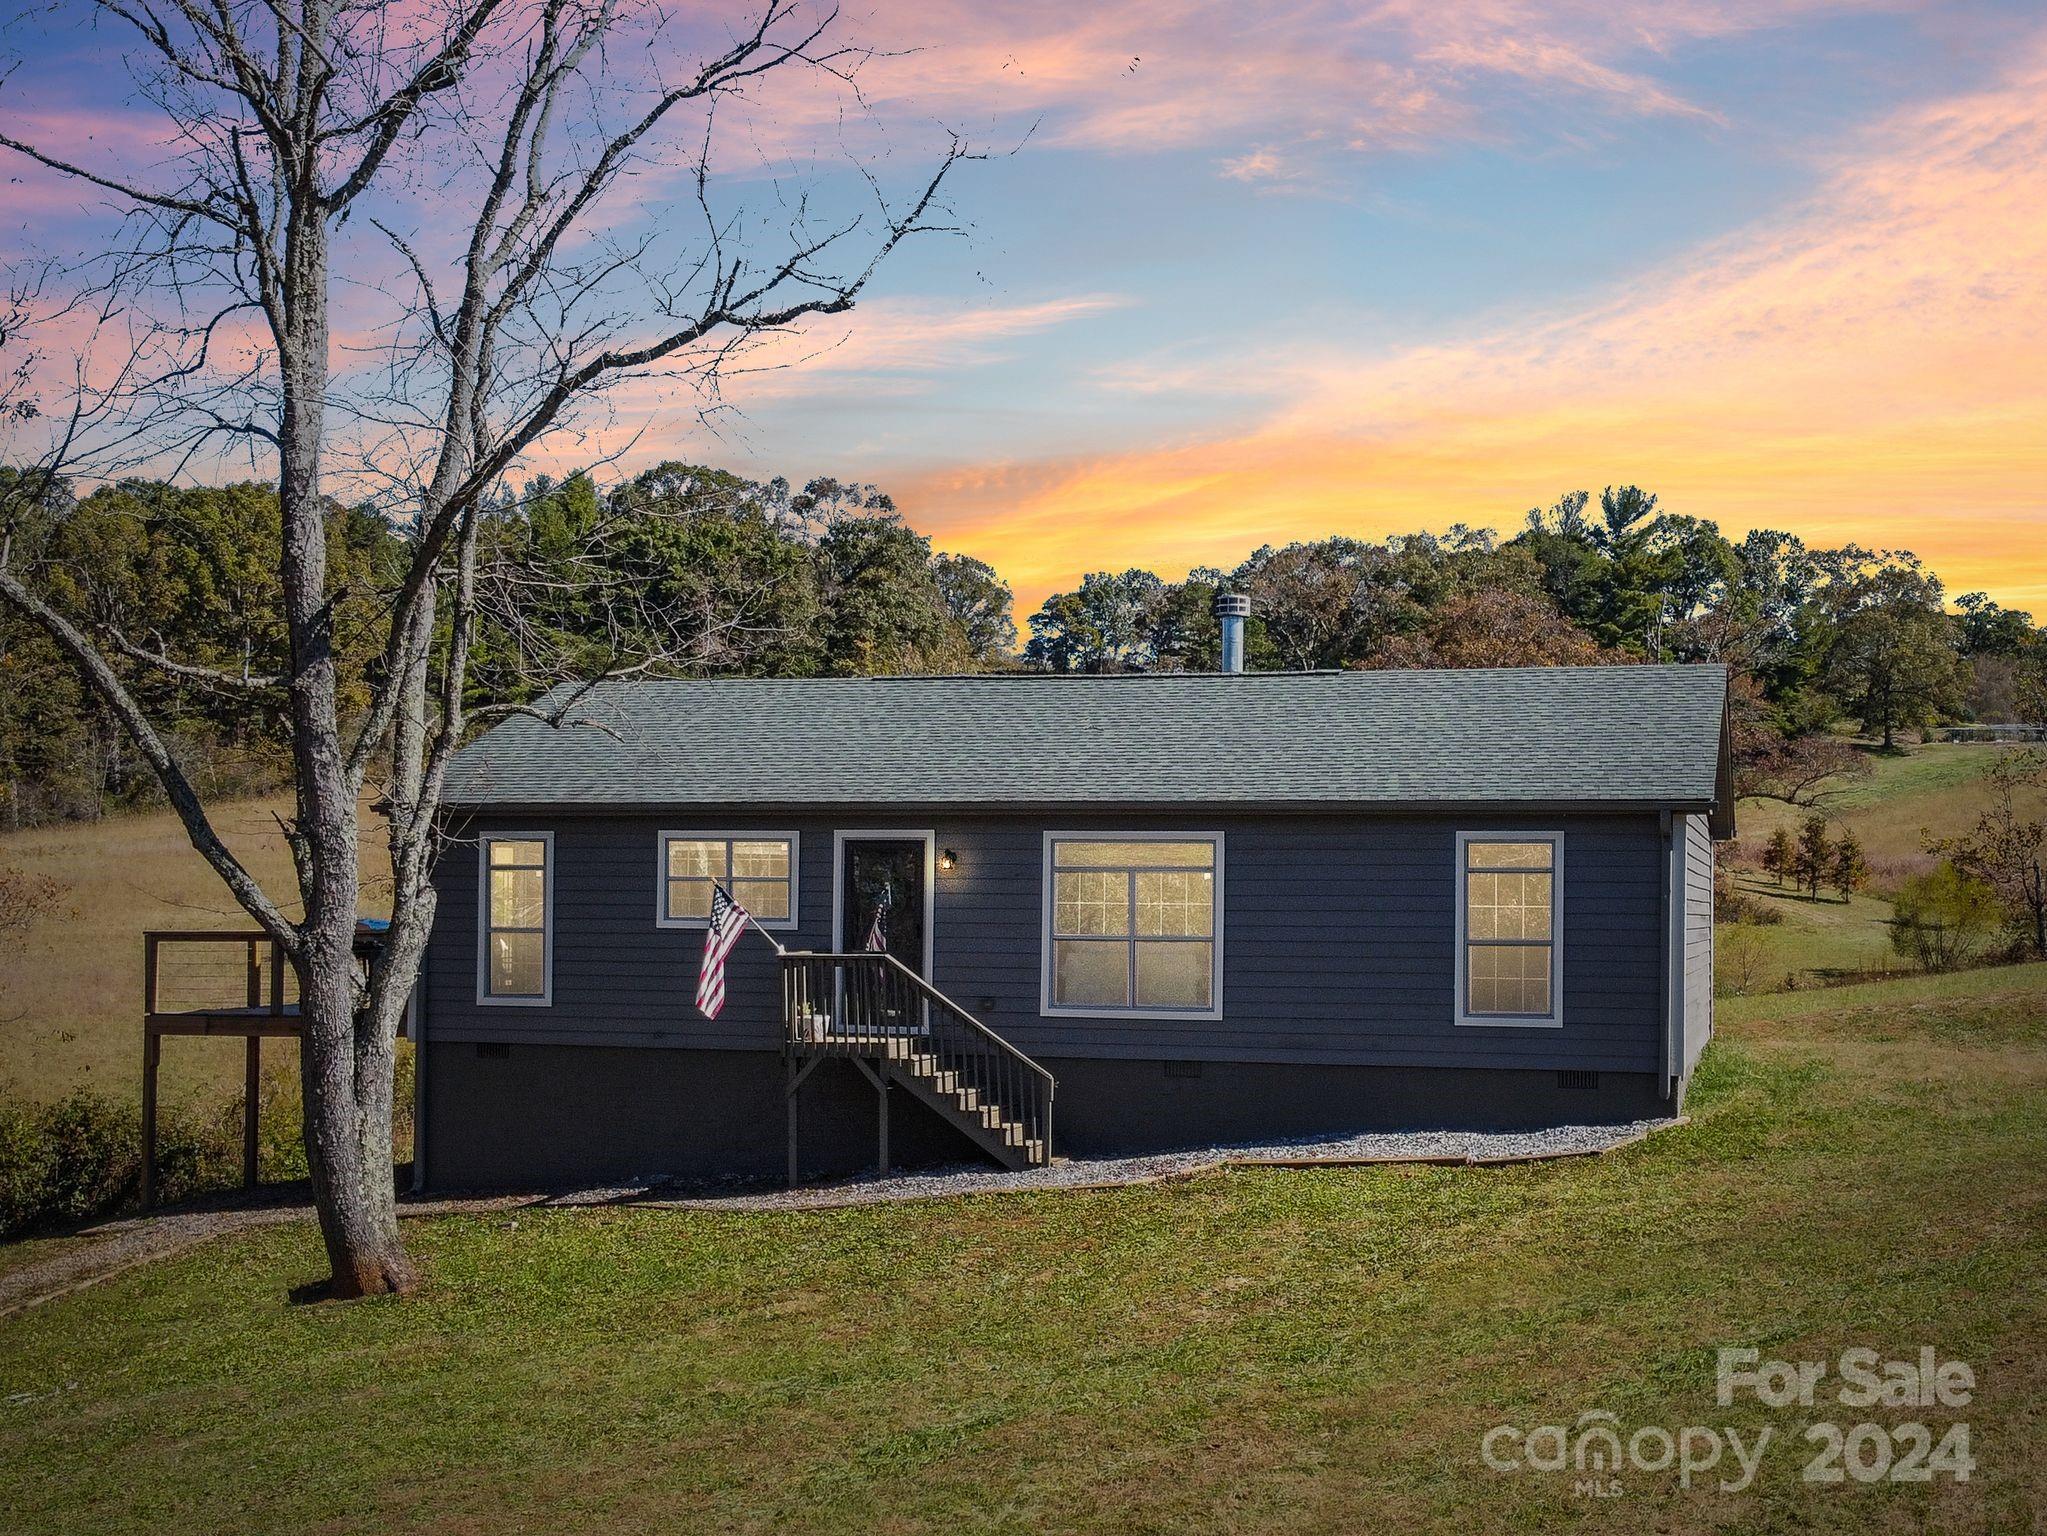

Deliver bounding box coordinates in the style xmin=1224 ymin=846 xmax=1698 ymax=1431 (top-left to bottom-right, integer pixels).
xmin=890 ymin=30 xmax=2047 ymax=613
xmin=757 ymin=0 xmax=1906 ymax=177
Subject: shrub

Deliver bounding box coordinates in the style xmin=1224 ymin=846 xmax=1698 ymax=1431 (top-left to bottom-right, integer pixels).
xmin=1887 ymin=862 xmax=2005 ymax=973
xmin=0 ymin=1046 xmax=413 ymax=1239
xmin=0 ymin=1091 xmax=241 ymax=1237
xmin=1718 ymin=924 xmax=1773 ymax=996
xmin=0 ymin=866 xmax=63 ymax=936
xmin=1713 ymin=869 xmax=1785 ymax=926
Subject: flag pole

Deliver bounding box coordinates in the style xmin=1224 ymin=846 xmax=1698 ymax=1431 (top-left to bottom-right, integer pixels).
xmin=712 ymin=878 xmax=786 ymax=955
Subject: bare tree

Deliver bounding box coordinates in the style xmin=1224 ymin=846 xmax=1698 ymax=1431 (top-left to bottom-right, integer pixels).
xmin=0 ymin=0 xmax=972 ymax=1296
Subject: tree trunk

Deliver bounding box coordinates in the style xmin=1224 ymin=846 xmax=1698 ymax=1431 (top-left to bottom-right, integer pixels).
xmin=271 ymin=103 xmax=414 ymax=1294
xmin=296 ymin=944 xmax=416 ymax=1297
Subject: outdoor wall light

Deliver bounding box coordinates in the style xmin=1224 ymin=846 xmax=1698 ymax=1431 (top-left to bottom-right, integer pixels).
xmin=938 ymin=848 xmax=959 ymax=872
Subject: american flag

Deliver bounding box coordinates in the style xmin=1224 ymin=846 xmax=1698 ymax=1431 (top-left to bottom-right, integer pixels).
xmin=863 ymin=882 xmax=893 ymax=953
xmin=695 ymin=884 xmax=749 ymax=1019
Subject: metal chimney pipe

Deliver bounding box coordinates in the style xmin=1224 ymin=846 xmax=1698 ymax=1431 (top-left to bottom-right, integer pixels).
xmin=1214 ymin=591 xmax=1250 ymax=673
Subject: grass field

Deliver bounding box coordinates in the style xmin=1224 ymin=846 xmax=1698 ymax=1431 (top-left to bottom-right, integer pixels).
xmin=0 ymin=798 xmax=389 ymax=1106
xmin=1 ymin=964 xmax=2040 ymax=1534
xmin=1737 ymin=739 xmax=2045 ymax=870
xmin=1715 ymin=875 xmax=1900 ymax=993
xmin=1719 ymin=739 xmax=2046 ymax=994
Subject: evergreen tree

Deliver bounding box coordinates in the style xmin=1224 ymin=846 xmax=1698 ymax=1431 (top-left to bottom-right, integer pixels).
xmin=1829 ymin=830 xmax=1870 ymax=903
xmin=1762 ymin=826 xmax=1797 ymax=887
xmin=1794 ymin=814 xmax=1834 ymax=898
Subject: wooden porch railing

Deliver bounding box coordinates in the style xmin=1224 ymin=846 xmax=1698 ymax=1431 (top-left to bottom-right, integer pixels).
xmin=140 ymin=931 xmax=301 ymax=1208
xmin=781 ymin=951 xmax=1054 ymax=1168
xmin=144 ymin=929 xmax=293 ymax=1022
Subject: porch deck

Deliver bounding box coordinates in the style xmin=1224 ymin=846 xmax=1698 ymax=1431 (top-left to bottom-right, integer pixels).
xmin=140 ymin=931 xmax=304 ymax=1206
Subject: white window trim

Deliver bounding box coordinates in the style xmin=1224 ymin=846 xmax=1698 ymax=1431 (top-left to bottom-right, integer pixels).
xmin=1453 ymin=829 xmax=1564 ymax=1029
xmin=656 ymin=829 xmax=802 ymax=931
xmin=477 ymin=830 xmax=554 ymax=1007
xmin=1039 ymin=830 xmax=1225 ymax=1022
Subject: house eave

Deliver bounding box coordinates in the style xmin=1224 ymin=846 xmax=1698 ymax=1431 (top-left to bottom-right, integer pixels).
xmin=437 ymin=795 xmax=1718 ymax=820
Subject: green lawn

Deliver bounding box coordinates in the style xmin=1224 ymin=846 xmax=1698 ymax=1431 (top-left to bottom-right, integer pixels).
xmin=2 ymin=966 xmax=2041 ymax=1534
xmin=1716 ymin=872 xmax=1901 ymax=994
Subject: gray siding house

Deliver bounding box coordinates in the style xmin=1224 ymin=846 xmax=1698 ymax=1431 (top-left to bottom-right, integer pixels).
xmin=417 ymin=661 xmax=1733 ymax=1189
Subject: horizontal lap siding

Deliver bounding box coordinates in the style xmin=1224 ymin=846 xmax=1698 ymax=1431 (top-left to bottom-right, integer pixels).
xmin=1682 ymin=812 xmax=1715 ymax=1076
xmin=425 ymin=809 xmax=1666 ymax=1072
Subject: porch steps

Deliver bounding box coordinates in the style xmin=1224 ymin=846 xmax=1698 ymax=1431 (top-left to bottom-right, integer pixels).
xmin=882 ymin=1038 xmax=1045 ymax=1170
xmin=782 ymin=952 xmax=1056 ymax=1178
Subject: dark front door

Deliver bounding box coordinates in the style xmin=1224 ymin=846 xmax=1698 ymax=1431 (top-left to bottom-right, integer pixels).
xmin=840 ymin=838 xmax=927 ymax=977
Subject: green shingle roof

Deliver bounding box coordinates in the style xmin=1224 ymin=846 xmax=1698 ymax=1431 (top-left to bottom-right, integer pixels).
xmin=444 ymin=665 xmax=1731 ymax=821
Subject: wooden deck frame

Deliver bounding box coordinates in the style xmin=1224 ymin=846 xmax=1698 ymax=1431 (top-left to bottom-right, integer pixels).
xmin=141 ymin=932 xmax=300 ymax=1208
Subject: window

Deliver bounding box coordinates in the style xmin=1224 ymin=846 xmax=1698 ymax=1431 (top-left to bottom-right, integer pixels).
xmin=658 ymin=832 xmax=798 ymax=930
xmin=479 ymin=833 xmax=552 ymax=1005
xmin=1456 ymin=832 xmax=1562 ymax=1027
xmin=1042 ymin=835 xmax=1222 ymax=1017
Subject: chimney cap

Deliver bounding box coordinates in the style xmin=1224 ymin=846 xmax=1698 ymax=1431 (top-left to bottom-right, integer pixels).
xmin=1213 ymin=591 xmax=1251 ymax=618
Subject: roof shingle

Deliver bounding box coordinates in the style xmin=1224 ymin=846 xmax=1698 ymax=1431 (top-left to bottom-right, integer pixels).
xmin=443 ymin=665 xmax=1730 ymax=815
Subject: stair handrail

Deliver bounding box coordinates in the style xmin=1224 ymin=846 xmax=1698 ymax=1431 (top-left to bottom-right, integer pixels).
xmin=780 ymin=950 xmax=1055 ymax=1158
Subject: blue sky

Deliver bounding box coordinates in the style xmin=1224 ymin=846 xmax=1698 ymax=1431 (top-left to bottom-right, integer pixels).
xmin=5 ymin=1 xmax=2045 ymax=613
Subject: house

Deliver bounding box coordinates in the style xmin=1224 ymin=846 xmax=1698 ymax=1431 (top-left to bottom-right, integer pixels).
xmin=416 ymin=621 xmax=1732 ymax=1190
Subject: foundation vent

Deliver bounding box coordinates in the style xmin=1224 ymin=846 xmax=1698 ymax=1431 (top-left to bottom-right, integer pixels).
xmin=1558 ymin=1070 xmax=1600 ymax=1091
xmin=476 ymin=1042 xmax=512 ymax=1060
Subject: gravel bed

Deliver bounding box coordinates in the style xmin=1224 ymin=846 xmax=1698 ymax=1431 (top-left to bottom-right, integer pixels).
xmin=629 ymin=1116 xmax=1681 ymax=1213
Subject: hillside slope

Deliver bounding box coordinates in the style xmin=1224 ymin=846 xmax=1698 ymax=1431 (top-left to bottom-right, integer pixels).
xmin=1723 ymin=740 xmax=2045 ymax=992
xmin=1739 ymin=739 xmax=2044 ymax=868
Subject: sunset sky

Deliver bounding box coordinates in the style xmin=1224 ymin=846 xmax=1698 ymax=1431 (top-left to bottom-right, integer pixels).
xmin=6 ymin=1 xmax=2047 ymax=621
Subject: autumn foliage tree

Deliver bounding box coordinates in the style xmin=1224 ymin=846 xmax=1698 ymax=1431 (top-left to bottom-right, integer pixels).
xmin=1359 ymin=586 xmax=1624 ymax=670
xmin=1794 ymin=815 xmax=1834 ymax=898
xmin=1762 ymin=826 xmax=1797 ymax=887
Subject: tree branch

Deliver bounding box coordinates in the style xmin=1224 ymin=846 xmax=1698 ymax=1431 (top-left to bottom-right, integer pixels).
xmin=0 ymin=565 xmax=298 ymax=947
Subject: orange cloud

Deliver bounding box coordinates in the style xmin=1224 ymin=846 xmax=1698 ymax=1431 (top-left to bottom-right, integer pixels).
xmin=897 ymin=34 xmax=2047 ymax=617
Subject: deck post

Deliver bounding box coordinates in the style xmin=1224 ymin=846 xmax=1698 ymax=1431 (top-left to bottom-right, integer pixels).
xmin=140 ymin=1029 xmax=160 ymax=1209
xmin=785 ymin=1055 xmax=799 ymax=1188
xmin=243 ymin=1035 xmax=261 ymax=1189
xmin=877 ymin=1062 xmax=890 ymax=1175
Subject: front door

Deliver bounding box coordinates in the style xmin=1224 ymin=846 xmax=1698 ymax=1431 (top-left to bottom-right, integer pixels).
xmin=838 ymin=837 xmax=928 ymax=977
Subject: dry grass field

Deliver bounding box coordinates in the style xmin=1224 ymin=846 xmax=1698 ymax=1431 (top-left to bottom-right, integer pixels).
xmin=1737 ymin=739 xmax=2045 ymax=871
xmin=1720 ymin=740 xmax=2047 ymax=994
xmin=0 ymin=798 xmax=389 ymax=1107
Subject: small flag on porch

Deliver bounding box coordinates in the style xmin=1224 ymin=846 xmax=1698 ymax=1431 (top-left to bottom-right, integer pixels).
xmin=695 ymin=884 xmax=748 ymax=1019
xmin=863 ymin=882 xmax=893 ymax=953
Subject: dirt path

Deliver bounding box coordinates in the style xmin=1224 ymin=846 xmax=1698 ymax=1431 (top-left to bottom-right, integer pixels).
xmin=0 ymin=1193 xmax=535 ymax=1321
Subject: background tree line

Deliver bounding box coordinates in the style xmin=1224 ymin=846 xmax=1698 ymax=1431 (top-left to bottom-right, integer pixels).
xmin=1023 ymin=486 xmax=2047 ymax=803
xmin=0 ymin=462 xmax=1014 ymax=827
xmin=4 ymin=472 xmax=2042 ymax=830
